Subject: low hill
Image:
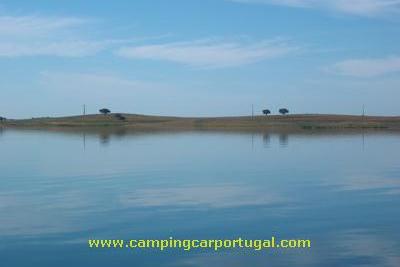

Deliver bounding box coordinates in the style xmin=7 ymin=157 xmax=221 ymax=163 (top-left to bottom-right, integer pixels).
xmin=2 ymin=113 xmax=400 ymax=131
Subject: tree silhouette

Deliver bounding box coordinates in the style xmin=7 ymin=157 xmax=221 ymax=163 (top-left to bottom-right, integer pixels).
xmin=279 ymin=108 xmax=289 ymax=115
xmin=262 ymin=109 xmax=271 ymax=116
xmin=99 ymin=108 xmax=111 ymax=115
xmin=114 ymin=113 xmax=126 ymax=121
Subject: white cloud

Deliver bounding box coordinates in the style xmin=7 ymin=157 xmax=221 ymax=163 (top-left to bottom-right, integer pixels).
xmin=332 ymin=0 xmax=400 ymax=16
xmin=231 ymin=0 xmax=400 ymax=16
xmin=115 ymin=39 xmax=297 ymax=68
xmin=331 ymin=56 xmax=400 ymax=77
xmin=0 ymin=15 xmax=87 ymax=36
xmin=231 ymin=0 xmax=315 ymax=8
xmin=0 ymin=41 xmax=109 ymax=57
xmin=0 ymin=14 xmax=298 ymax=64
xmin=0 ymin=15 xmax=111 ymax=57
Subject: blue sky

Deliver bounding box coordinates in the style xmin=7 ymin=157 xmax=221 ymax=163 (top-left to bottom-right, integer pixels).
xmin=1 ymin=0 xmax=400 ymax=118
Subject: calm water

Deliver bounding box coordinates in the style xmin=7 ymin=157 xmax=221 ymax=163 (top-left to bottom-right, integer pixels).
xmin=1 ymin=129 xmax=399 ymax=267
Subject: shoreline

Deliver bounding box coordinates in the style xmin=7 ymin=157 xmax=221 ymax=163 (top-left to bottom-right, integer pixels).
xmin=1 ymin=113 xmax=400 ymax=131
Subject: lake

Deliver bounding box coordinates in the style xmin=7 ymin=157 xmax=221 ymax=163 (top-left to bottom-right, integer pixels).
xmin=1 ymin=129 xmax=399 ymax=267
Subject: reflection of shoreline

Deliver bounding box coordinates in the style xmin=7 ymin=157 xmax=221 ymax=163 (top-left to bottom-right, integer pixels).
xmin=3 ymin=125 xmax=400 ymax=136
xmin=2 ymin=126 xmax=398 ymax=147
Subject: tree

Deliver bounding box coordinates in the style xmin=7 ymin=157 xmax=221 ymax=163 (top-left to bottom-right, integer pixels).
xmin=279 ymin=108 xmax=289 ymax=115
xmin=0 ymin=117 xmax=6 ymax=121
xmin=114 ymin=113 xmax=126 ymax=121
xmin=99 ymin=108 xmax=111 ymax=115
xmin=262 ymin=109 xmax=271 ymax=116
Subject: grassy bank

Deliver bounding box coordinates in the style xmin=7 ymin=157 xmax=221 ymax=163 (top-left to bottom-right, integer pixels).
xmin=2 ymin=113 xmax=400 ymax=131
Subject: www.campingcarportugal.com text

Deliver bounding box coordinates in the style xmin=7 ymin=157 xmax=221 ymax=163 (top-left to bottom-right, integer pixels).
xmin=88 ymin=237 xmax=311 ymax=251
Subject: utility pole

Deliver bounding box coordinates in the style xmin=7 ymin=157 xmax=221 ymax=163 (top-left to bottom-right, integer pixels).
xmin=83 ymin=133 xmax=86 ymax=151
xmin=83 ymin=104 xmax=86 ymax=116
xmin=251 ymin=104 xmax=254 ymax=120
xmin=362 ymin=104 xmax=366 ymax=150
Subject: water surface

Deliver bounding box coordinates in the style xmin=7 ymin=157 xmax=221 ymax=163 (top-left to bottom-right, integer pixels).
xmin=1 ymin=129 xmax=399 ymax=266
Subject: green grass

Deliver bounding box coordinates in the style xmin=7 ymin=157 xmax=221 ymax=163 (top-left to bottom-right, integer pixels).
xmin=2 ymin=113 xmax=400 ymax=131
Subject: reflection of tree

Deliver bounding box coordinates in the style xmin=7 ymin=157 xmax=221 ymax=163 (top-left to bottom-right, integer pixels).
xmin=262 ymin=133 xmax=271 ymax=147
xmin=97 ymin=129 xmax=128 ymax=145
xmin=279 ymin=133 xmax=289 ymax=147
xmin=99 ymin=133 xmax=111 ymax=145
xmin=0 ymin=127 xmax=3 ymax=137
xmin=114 ymin=129 xmax=127 ymax=139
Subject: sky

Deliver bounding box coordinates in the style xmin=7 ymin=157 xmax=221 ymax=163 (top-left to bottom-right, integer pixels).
xmin=1 ymin=0 xmax=400 ymax=118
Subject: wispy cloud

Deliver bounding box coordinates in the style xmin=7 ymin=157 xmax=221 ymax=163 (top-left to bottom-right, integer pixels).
xmin=330 ymin=56 xmax=400 ymax=77
xmin=0 ymin=15 xmax=87 ymax=36
xmin=0 ymin=41 xmax=110 ymax=57
xmin=231 ymin=0 xmax=314 ymax=8
xmin=115 ymin=39 xmax=297 ymax=68
xmin=0 ymin=15 xmax=111 ymax=57
xmin=230 ymin=0 xmax=400 ymax=16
